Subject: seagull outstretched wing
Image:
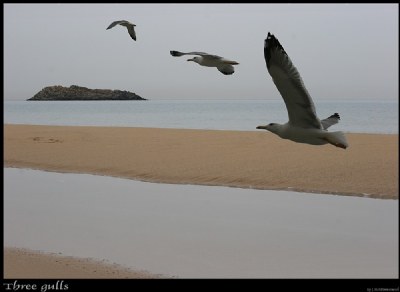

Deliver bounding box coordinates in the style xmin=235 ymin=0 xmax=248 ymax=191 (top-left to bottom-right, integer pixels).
xmin=264 ymin=33 xmax=322 ymax=129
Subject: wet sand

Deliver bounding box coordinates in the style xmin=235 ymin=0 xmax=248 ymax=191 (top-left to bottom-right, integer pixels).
xmin=4 ymin=124 xmax=398 ymax=199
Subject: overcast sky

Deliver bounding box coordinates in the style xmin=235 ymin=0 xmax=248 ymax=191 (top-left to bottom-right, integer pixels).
xmin=4 ymin=3 xmax=398 ymax=100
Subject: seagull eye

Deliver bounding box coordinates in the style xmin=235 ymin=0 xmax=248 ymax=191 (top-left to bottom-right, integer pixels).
xmin=269 ymin=123 xmax=275 ymax=126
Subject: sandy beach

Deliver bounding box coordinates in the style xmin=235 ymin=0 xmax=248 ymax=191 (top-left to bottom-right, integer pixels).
xmin=4 ymin=247 xmax=160 ymax=279
xmin=4 ymin=124 xmax=398 ymax=278
xmin=4 ymin=124 xmax=398 ymax=199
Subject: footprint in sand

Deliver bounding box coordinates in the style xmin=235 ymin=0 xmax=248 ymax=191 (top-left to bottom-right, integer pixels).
xmin=32 ymin=137 xmax=63 ymax=143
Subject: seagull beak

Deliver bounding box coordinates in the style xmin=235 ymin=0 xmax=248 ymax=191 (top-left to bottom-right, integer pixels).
xmin=187 ymin=58 xmax=194 ymax=62
xmin=256 ymin=125 xmax=267 ymax=130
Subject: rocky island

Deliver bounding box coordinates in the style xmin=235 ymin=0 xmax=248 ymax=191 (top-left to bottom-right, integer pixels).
xmin=28 ymin=85 xmax=146 ymax=101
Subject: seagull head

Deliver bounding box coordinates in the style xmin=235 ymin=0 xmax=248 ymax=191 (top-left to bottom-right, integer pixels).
xmin=256 ymin=123 xmax=280 ymax=134
xmin=187 ymin=57 xmax=201 ymax=64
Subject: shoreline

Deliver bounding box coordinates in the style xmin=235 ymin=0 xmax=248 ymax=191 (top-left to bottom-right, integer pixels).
xmin=4 ymin=124 xmax=398 ymax=199
xmin=3 ymin=166 xmax=394 ymax=200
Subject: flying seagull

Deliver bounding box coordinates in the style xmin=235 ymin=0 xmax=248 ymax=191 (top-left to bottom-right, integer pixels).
xmin=107 ymin=20 xmax=136 ymax=41
xmin=170 ymin=51 xmax=239 ymax=75
xmin=256 ymin=33 xmax=348 ymax=149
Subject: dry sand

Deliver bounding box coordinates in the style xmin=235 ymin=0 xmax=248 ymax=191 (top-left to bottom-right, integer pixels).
xmin=4 ymin=247 xmax=161 ymax=279
xmin=4 ymin=124 xmax=398 ymax=199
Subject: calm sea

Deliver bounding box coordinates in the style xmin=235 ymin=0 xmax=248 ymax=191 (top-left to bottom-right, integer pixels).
xmin=4 ymin=99 xmax=398 ymax=134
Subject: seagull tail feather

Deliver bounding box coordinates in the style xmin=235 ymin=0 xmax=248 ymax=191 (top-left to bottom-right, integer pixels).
xmin=325 ymin=131 xmax=349 ymax=149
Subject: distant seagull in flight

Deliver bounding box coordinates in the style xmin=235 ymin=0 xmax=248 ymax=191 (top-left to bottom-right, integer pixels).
xmin=256 ymin=32 xmax=348 ymax=149
xmin=170 ymin=51 xmax=239 ymax=75
xmin=107 ymin=20 xmax=136 ymax=41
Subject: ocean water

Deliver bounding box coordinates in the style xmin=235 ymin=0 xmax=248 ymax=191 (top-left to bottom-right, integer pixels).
xmin=4 ymin=99 xmax=398 ymax=134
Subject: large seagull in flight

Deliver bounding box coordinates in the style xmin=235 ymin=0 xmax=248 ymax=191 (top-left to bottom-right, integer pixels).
xmin=256 ymin=33 xmax=348 ymax=149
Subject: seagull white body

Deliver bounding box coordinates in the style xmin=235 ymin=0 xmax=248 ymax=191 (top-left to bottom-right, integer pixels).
xmin=263 ymin=122 xmax=347 ymax=146
xmin=170 ymin=51 xmax=239 ymax=75
xmin=107 ymin=20 xmax=136 ymax=41
xmin=257 ymin=33 xmax=348 ymax=149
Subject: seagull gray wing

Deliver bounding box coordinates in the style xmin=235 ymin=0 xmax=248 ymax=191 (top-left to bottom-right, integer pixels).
xmin=217 ymin=64 xmax=235 ymax=75
xmin=106 ymin=20 xmax=127 ymax=30
xmin=321 ymin=113 xmax=340 ymax=130
xmin=264 ymin=33 xmax=322 ymax=129
xmin=123 ymin=23 xmax=136 ymax=41
xmin=170 ymin=51 xmax=222 ymax=60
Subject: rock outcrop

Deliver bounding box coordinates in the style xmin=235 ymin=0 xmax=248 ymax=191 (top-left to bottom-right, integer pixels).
xmin=28 ymin=85 xmax=146 ymax=101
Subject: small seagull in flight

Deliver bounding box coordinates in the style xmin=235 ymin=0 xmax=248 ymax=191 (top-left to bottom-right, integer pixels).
xmin=107 ymin=20 xmax=137 ymax=41
xmin=256 ymin=33 xmax=348 ymax=149
xmin=170 ymin=51 xmax=239 ymax=75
